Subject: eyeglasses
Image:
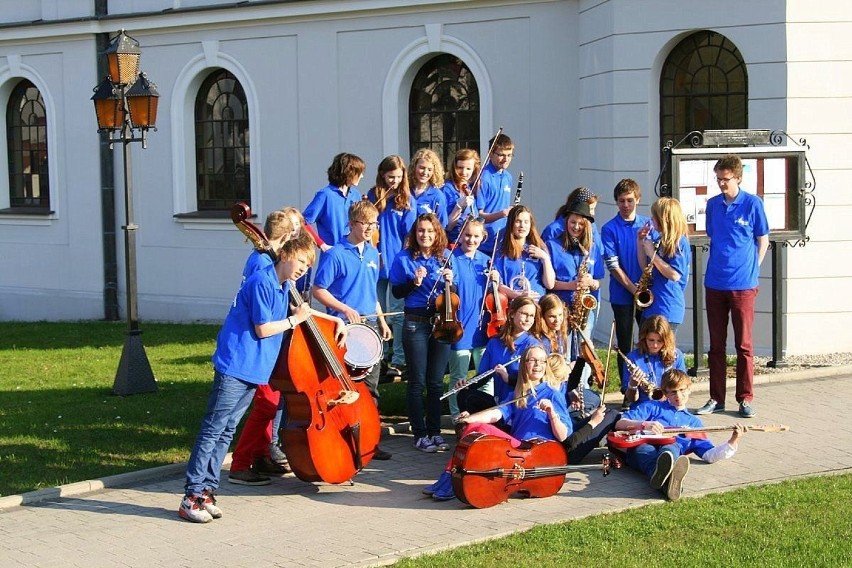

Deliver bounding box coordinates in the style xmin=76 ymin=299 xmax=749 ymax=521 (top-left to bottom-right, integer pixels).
xmin=354 ymin=221 xmax=378 ymax=228
xmin=525 ymin=358 xmax=546 ymax=366
xmin=716 ymin=176 xmax=736 ymax=183
xmin=493 ymin=152 xmax=513 ymax=159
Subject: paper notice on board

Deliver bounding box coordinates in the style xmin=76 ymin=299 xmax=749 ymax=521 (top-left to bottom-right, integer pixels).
xmin=763 ymin=193 xmax=786 ymax=230
xmin=680 ymin=160 xmax=709 ymax=187
xmin=741 ymin=159 xmax=758 ymax=193
xmin=680 ymin=187 xmax=697 ymax=224
xmin=763 ymin=158 xmax=787 ymax=193
xmin=696 ymin=194 xmax=709 ymax=232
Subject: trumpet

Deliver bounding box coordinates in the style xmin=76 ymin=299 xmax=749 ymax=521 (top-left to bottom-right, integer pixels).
xmin=634 ymin=240 xmax=659 ymax=309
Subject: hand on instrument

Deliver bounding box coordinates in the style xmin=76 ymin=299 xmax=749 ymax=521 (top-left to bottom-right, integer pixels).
xmin=340 ymin=305 xmax=362 ymax=325
xmin=637 ymin=221 xmax=653 ymax=242
xmin=488 ymin=269 xmax=501 ymax=284
xmin=441 ymin=268 xmax=454 ymax=283
xmin=332 ymin=317 xmax=348 ymax=347
xmin=494 ymin=365 xmax=509 ymax=383
xmin=729 ymin=423 xmax=747 ymax=446
xmin=538 ymin=398 xmax=555 ymax=416
xmin=577 ymin=272 xmax=596 ymax=289
xmin=639 ymin=420 xmax=664 ymax=435
xmin=291 ymin=301 xmax=311 ymax=325
xmin=413 ymin=266 xmax=427 ymax=287
xmin=588 ymin=405 xmax=606 ymax=428
xmin=642 ymin=239 xmax=657 ymax=258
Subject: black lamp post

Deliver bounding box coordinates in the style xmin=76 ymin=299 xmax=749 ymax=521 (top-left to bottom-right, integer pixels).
xmin=91 ymin=30 xmax=159 ymax=396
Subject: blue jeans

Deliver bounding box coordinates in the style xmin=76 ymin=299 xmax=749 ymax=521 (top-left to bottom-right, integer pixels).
xmin=271 ymin=399 xmax=286 ymax=446
xmin=402 ymin=317 xmax=450 ymax=439
xmin=626 ymin=442 xmax=681 ymax=479
xmin=184 ymin=370 xmax=257 ymax=496
xmin=378 ymin=278 xmax=406 ymax=367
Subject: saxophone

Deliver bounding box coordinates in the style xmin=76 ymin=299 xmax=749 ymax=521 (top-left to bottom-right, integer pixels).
xmin=570 ymin=238 xmax=597 ymax=331
xmin=634 ymin=240 xmax=659 ymax=309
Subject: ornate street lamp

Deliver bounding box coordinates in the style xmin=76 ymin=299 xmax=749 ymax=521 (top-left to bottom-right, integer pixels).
xmin=91 ymin=30 xmax=159 ymax=396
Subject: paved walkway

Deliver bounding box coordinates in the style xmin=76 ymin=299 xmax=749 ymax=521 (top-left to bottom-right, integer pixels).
xmin=1 ymin=368 xmax=851 ymax=568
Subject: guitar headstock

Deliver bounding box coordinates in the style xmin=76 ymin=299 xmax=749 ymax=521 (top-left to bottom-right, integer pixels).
xmin=746 ymin=424 xmax=789 ymax=433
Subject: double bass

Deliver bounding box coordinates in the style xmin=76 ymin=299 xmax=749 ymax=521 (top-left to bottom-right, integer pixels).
xmin=230 ymin=203 xmax=380 ymax=484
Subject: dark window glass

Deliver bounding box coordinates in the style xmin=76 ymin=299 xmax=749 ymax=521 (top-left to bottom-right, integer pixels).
xmin=660 ymin=31 xmax=748 ymax=149
xmin=409 ymin=54 xmax=480 ymax=169
xmin=7 ymin=80 xmax=49 ymax=209
xmin=195 ymin=70 xmax=250 ymax=211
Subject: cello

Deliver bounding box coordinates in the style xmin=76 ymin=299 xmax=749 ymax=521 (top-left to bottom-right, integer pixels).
xmin=450 ymin=433 xmax=610 ymax=509
xmin=230 ymin=203 xmax=380 ymax=484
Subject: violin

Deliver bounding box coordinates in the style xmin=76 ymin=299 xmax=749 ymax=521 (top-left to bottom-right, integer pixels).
xmin=567 ymin=329 xmax=606 ymax=390
xmin=450 ymin=433 xmax=610 ymax=509
xmin=483 ymin=277 xmax=509 ymax=338
xmin=229 ymin=202 xmax=380 ymax=484
xmin=432 ymin=274 xmax=463 ymax=344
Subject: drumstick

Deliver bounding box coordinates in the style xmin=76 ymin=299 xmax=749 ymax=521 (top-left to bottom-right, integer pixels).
xmin=359 ymin=311 xmax=405 ymax=320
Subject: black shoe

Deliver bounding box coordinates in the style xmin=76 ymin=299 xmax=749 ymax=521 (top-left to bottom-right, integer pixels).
xmin=650 ymin=451 xmax=674 ymax=489
xmin=373 ymin=447 xmax=392 ymax=460
xmin=228 ymin=468 xmax=271 ymax=486
xmin=252 ymin=456 xmax=291 ymax=475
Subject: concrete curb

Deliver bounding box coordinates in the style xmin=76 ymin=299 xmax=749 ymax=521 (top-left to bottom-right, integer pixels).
xmin=2 ymin=364 xmax=849 ymax=511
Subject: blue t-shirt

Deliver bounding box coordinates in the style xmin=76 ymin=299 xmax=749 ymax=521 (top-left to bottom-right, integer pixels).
xmin=547 ymin=238 xmax=606 ymax=305
xmin=312 ymin=239 xmax=380 ymax=320
xmin=388 ymin=249 xmax=453 ymax=312
xmin=368 ymin=190 xmax=417 ymax=280
xmin=641 ymin=235 xmax=691 ymax=325
xmin=479 ymin=333 xmax=543 ymax=401
xmin=303 ymin=183 xmax=362 ymax=246
xmin=241 ymin=249 xmax=275 ymax=281
xmin=478 ymin=162 xmax=514 ymax=250
xmin=494 ymin=250 xmax=549 ymax=298
xmin=600 ymin=214 xmax=652 ymax=305
xmin=623 ymin=400 xmax=715 ymax=458
xmin=499 ymin=381 xmax=572 ymax=442
xmin=620 ymin=348 xmax=687 ymax=403
xmin=443 ymin=180 xmax=485 ymax=243
xmin=412 ymin=185 xmax=448 ymax=226
xmin=704 ymin=189 xmax=769 ymax=290
xmin=212 ymin=265 xmax=291 ymax=384
xmin=450 ymin=247 xmax=490 ymax=351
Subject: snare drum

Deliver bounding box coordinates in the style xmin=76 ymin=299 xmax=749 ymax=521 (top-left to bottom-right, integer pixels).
xmin=343 ymin=323 xmax=383 ymax=380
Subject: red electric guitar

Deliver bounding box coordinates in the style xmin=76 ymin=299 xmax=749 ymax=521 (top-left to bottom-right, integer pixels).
xmin=607 ymin=424 xmax=788 ymax=450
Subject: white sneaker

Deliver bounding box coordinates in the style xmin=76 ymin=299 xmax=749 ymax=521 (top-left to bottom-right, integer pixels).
xmin=201 ymin=490 xmax=222 ymax=519
xmin=178 ymin=495 xmax=213 ymax=523
xmin=430 ymin=435 xmax=450 ymax=451
xmin=414 ymin=436 xmax=438 ymax=453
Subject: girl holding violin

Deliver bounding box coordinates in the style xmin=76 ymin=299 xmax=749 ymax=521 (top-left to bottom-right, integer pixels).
xmin=621 ymin=314 xmax=687 ymax=408
xmin=409 ymin=148 xmax=448 ymax=225
xmin=423 ymin=345 xmax=572 ymax=501
xmin=637 ymin=197 xmax=691 ymax=334
xmin=368 ymin=155 xmax=417 ymax=379
xmin=389 ymin=213 xmax=454 ymax=453
xmin=446 ymin=218 xmax=493 ymax=419
xmin=443 ymin=148 xmax=482 ymax=244
xmin=494 ymin=205 xmax=556 ymax=301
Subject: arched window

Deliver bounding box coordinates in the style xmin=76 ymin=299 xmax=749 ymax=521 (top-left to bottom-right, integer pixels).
xmin=409 ymin=54 xmax=479 ymax=169
xmin=6 ymin=80 xmax=49 ymax=210
xmin=660 ymin=31 xmax=748 ymax=148
xmin=195 ymin=69 xmax=249 ymax=211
